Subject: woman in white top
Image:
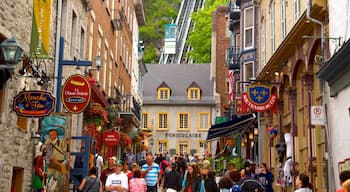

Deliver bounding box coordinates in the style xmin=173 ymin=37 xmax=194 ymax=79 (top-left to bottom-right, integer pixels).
xmin=294 ymin=173 xmax=312 ymax=192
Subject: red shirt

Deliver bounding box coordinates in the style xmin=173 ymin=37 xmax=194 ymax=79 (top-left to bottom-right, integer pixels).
xmin=336 ymin=188 xmax=345 ymax=192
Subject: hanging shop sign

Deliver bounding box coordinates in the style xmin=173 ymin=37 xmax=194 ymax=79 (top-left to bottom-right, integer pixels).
xmin=103 ymin=131 xmax=120 ymax=146
xmin=235 ymin=96 xmax=251 ymax=114
xmin=13 ymin=91 xmax=55 ymax=117
xmin=242 ymin=84 xmax=277 ymax=112
xmin=62 ymin=74 xmax=91 ymax=113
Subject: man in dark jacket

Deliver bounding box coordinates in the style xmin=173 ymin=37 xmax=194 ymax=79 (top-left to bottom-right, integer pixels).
xmin=163 ymin=163 xmax=181 ymax=191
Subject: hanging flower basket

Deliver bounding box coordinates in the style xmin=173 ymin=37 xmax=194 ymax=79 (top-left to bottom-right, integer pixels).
xmin=84 ymin=102 xmax=109 ymax=126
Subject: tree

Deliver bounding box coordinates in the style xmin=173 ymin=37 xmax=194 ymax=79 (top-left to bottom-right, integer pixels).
xmin=187 ymin=0 xmax=227 ymax=63
xmin=140 ymin=0 xmax=180 ymax=63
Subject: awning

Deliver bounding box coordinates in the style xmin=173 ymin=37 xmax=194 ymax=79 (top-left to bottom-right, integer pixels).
xmin=206 ymin=113 xmax=256 ymax=140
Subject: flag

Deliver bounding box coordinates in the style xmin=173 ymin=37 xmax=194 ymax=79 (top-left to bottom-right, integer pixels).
xmin=228 ymin=70 xmax=235 ymax=102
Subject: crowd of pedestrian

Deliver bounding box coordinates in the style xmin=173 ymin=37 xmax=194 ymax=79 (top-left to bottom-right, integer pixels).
xmin=75 ymin=150 xmax=324 ymax=192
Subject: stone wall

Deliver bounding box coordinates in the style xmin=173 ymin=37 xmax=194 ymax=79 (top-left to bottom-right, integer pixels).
xmin=0 ymin=0 xmax=89 ymax=191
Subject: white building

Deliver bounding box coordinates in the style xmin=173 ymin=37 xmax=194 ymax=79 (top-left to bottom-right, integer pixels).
xmin=142 ymin=64 xmax=217 ymax=157
xmin=317 ymin=0 xmax=350 ymax=190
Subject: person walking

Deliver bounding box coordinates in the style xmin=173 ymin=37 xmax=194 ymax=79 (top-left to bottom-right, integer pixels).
xmin=78 ymin=167 xmax=103 ymax=192
xmin=105 ymin=160 xmax=128 ymax=192
xmin=294 ymin=173 xmax=312 ymax=192
xmin=141 ymin=152 xmax=161 ymax=192
xmin=129 ymin=169 xmax=147 ymax=192
xmin=163 ymin=162 xmax=181 ymax=192
xmin=218 ymin=175 xmax=233 ymax=192
xmin=200 ymin=163 xmax=219 ymax=192
xmin=257 ymin=163 xmax=274 ymax=192
xmin=182 ymin=163 xmax=201 ymax=192
xmin=337 ymin=170 xmax=350 ymax=192
xmin=100 ymin=156 xmax=116 ymax=187
xmin=240 ymin=167 xmax=264 ymax=192
xmin=95 ymin=152 xmax=104 ymax=178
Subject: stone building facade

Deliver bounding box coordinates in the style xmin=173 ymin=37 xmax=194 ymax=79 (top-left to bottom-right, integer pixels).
xmin=255 ymin=0 xmax=328 ymax=191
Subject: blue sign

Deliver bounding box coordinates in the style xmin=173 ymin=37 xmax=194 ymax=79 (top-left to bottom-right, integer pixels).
xmin=13 ymin=91 xmax=55 ymax=117
xmin=248 ymin=85 xmax=271 ymax=105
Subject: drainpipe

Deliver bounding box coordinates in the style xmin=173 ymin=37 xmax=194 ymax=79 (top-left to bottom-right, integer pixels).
xmin=53 ymin=0 xmax=62 ymax=98
xmin=306 ymin=0 xmax=325 ymax=62
xmin=306 ymin=1 xmax=335 ymax=192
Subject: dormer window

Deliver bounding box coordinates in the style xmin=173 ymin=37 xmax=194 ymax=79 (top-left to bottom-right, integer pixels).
xmin=157 ymin=81 xmax=171 ymax=100
xmin=188 ymin=88 xmax=200 ymax=100
xmin=187 ymin=81 xmax=201 ymax=100
xmin=158 ymin=88 xmax=170 ymax=100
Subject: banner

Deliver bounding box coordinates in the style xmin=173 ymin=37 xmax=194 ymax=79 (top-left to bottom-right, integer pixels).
xmin=30 ymin=0 xmax=52 ymax=58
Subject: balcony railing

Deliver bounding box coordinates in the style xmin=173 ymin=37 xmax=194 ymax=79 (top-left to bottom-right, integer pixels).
xmin=227 ymin=46 xmax=241 ymax=70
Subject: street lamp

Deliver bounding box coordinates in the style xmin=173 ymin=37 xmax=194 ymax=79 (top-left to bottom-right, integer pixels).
xmin=31 ymin=132 xmax=41 ymax=145
xmin=0 ymin=37 xmax=23 ymax=69
xmin=86 ymin=55 xmax=102 ymax=73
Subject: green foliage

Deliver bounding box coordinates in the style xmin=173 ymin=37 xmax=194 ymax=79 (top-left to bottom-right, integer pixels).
xmin=187 ymin=0 xmax=228 ymax=63
xmin=140 ymin=0 xmax=180 ymax=63
xmin=215 ymin=156 xmax=244 ymax=173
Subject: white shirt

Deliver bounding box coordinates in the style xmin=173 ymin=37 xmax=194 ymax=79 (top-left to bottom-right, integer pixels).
xmin=96 ymin=155 xmax=103 ymax=170
xmin=105 ymin=172 xmax=128 ymax=192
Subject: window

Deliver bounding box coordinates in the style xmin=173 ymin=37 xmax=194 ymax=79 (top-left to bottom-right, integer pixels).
xmin=158 ymin=88 xmax=170 ymax=100
xmin=269 ymin=2 xmax=275 ymax=53
xmin=71 ymin=11 xmax=77 ymax=57
xmin=188 ymin=88 xmax=200 ymax=100
xmin=260 ymin=18 xmax=266 ymax=68
xmin=198 ymin=141 xmax=210 ymax=156
xmin=281 ymin=0 xmax=287 ymax=38
xmin=244 ymin=7 xmax=254 ymax=49
xmin=294 ymin=0 xmax=300 ymax=22
xmin=156 ymin=140 xmax=168 ymax=154
xmin=142 ymin=112 xmax=150 ymax=130
xmin=243 ymin=62 xmax=253 ymax=91
xmin=80 ymin=27 xmax=85 ymax=59
xmin=178 ymin=140 xmax=189 ymax=155
xmin=108 ymin=55 xmax=113 ymax=96
xmin=103 ymin=43 xmax=108 ymax=90
xmin=178 ymin=112 xmax=190 ymax=131
xmin=198 ymin=112 xmax=210 ymax=131
xmin=96 ymin=31 xmax=102 ymax=81
xmin=157 ymin=112 xmax=169 ymax=130
xmin=88 ymin=16 xmax=94 ymax=60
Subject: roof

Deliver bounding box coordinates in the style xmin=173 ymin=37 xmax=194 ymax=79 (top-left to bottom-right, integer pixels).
xmin=143 ymin=64 xmax=214 ymax=99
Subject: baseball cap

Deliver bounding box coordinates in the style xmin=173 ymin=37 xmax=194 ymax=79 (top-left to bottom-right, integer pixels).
xmin=115 ymin=160 xmax=123 ymax=166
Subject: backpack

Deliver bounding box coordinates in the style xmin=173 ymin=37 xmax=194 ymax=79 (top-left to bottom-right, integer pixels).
xmin=231 ymin=184 xmax=242 ymax=192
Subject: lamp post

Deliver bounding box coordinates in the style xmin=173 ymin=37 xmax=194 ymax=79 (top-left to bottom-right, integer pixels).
xmin=0 ymin=37 xmax=23 ymax=69
xmin=55 ymin=37 xmax=102 ymax=112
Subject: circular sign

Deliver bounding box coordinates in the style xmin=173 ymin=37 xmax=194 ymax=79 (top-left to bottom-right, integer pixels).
xmin=103 ymin=132 xmax=120 ymax=146
xmin=62 ymin=74 xmax=91 ymax=113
